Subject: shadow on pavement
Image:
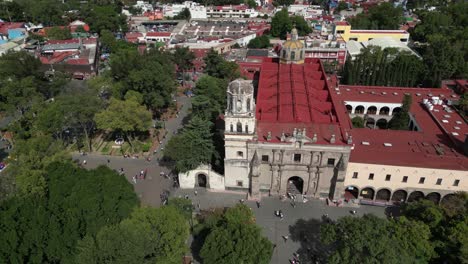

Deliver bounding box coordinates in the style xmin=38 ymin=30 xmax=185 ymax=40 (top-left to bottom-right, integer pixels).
xmin=289 ymin=218 xmax=331 ymax=263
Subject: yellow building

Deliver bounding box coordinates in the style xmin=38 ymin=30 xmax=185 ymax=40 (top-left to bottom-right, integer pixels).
xmin=334 ymin=21 xmax=410 ymax=44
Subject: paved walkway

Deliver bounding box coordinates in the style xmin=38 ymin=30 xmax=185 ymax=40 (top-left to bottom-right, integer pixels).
xmin=72 ymin=96 xmax=191 ymax=206
xmin=172 ymin=188 xmax=386 ymax=264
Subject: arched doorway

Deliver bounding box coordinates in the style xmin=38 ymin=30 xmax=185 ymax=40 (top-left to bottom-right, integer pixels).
xmin=344 ymin=186 xmax=359 ymax=200
xmin=197 ymin=174 xmax=207 ymax=188
xmin=392 ymin=107 xmax=401 ymax=115
xmin=346 ymin=105 xmax=353 ymax=113
xmin=391 ymin=190 xmax=407 ymax=202
xmin=360 ymin=187 xmax=375 ymax=200
xmin=408 ymin=191 xmax=424 ymax=202
xmin=376 ymin=189 xmax=391 ymax=201
xmin=376 ymin=119 xmax=388 ymax=129
xmin=426 ymin=192 xmax=441 ymax=204
xmin=355 ymin=105 xmax=365 ymax=114
xmin=367 ymin=106 xmax=377 ymax=115
xmin=441 ymin=193 xmax=456 ymax=206
xmin=287 ymin=176 xmax=304 ymax=194
xmin=379 ymin=107 xmax=390 ymax=115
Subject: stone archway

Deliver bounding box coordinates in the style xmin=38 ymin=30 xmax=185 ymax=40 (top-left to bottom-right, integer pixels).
xmin=355 ymin=105 xmax=365 ymax=114
xmin=346 ymin=105 xmax=353 ymax=113
xmin=426 ymin=192 xmax=441 ymax=204
xmin=360 ymin=187 xmax=375 ymax=200
xmin=287 ymin=176 xmax=304 ymax=194
xmin=344 ymin=186 xmax=359 ymax=200
xmin=391 ymin=190 xmax=408 ymax=202
xmin=379 ymin=106 xmax=390 ymax=115
xmin=196 ymin=173 xmax=208 ymax=188
xmin=408 ymin=191 xmax=424 ymax=202
xmin=367 ymin=106 xmax=377 ymax=115
xmin=376 ymin=188 xmax=391 ymax=201
xmin=392 ymin=107 xmax=401 ymax=115
xmin=441 ymin=193 xmax=456 ymax=206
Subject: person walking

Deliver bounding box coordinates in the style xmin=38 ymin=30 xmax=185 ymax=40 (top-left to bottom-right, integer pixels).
xmin=83 ymin=160 xmax=87 ymax=165
xmin=283 ymin=235 xmax=289 ymax=242
xmin=256 ymin=201 xmax=261 ymax=208
xmin=132 ymin=175 xmax=137 ymax=184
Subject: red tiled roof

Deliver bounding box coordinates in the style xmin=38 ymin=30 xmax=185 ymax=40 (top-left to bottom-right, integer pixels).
xmin=0 ymin=22 xmax=25 ymax=35
xmin=255 ymin=58 xmax=347 ymax=145
xmin=331 ymin=85 xmax=468 ymax=170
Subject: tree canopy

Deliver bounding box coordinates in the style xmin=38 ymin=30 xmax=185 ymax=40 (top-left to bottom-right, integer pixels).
xmin=247 ymin=35 xmax=270 ymax=49
xmin=46 ymin=26 xmax=72 ymax=40
xmin=388 ymin=94 xmax=412 ymax=130
xmin=203 ymin=49 xmax=240 ymax=80
xmin=271 ymin=9 xmax=311 ymax=39
xmin=172 ymin=46 xmax=196 ymax=72
xmin=76 ymin=206 xmax=189 ymax=264
xmin=0 ymin=162 xmax=139 ymax=263
xmin=347 ymin=2 xmax=404 ymax=30
xmin=199 ymin=204 xmax=273 ymax=264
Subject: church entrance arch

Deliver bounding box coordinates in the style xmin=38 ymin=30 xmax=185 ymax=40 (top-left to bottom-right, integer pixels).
xmin=196 ymin=173 xmax=208 ymax=188
xmin=287 ymin=176 xmax=304 ymax=194
xmin=345 ymin=186 xmax=359 ymax=200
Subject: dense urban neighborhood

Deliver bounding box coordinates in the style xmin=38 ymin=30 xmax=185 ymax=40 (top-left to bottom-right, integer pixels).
xmin=0 ymin=0 xmax=467 ymax=263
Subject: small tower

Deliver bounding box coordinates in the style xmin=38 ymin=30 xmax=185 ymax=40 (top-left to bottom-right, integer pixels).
xmin=280 ymin=28 xmax=305 ymax=64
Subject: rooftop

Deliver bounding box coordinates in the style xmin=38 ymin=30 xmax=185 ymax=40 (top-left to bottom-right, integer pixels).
xmin=331 ymin=84 xmax=468 ymax=170
xmin=255 ymin=58 xmax=346 ymax=145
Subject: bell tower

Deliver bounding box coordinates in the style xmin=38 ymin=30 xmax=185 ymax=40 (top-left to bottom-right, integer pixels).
xmin=224 ymin=79 xmax=256 ymax=190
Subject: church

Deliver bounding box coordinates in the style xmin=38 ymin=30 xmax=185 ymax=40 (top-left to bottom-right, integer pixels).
xmin=179 ymin=29 xmax=468 ymax=204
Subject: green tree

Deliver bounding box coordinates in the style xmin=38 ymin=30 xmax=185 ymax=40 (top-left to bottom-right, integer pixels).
xmin=164 ymin=117 xmax=215 ymax=172
xmin=351 ymin=116 xmax=364 ymax=128
xmin=94 ymin=98 xmax=152 ymax=148
xmin=389 ymin=94 xmax=412 ymax=130
xmin=192 ymin=76 xmax=227 ymax=120
xmin=291 ymin=15 xmax=311 ymax=36
xmin=86 ymin=5 xmax=127 ymax=33
xmin=245 ymin=0 xmax=257 ymax=8
xmin=275 ymin=0 xmax=294 ymax=6
xmin=271 ymin=8 xmax=292 ymax=39
xmin=320 ymin=214 xmax=434 ymax=263
xmin=402 ymin=199 xmax=445 ymax=228
xmin=172 ymin=46 xmax=196 ymax=72
xmin=440 ymin=192 xmax=468 ymax=218
xmin=347 ymin=2 xmax=404 ymax=30
xmin=200 ymin=204 xmax=273 ymax=264
xmin=168 ymin=197 xmax=194 ymax=221
xmin=0 ymin=162 xmax=138 ymax=263
xmin=76 ymin=206 xmax=189 ymax=264
xmin=203 ymin=49 xmax=240 ymax=80
xmin=247 ymin=35 xmax=270 ymax=49
xmin=46 ymin=26 xmax=72 ymax=40
xmin=174 ymin=7 xmax=191 ymax=20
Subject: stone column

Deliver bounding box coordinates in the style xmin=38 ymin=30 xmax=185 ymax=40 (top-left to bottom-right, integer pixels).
xmin=277 ymin=165 xmax=283 ymax=194
xmin=306 ymin=165 xmax=315 ymax=195
xmin=270 ymin=164 xmax=279 ymax=194
xmin=314 ymin=168 xmax=323 ymax=198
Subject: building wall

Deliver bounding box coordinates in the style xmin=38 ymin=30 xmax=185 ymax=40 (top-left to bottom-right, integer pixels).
xmin=334 ymin=23 xmax=409 ymax=44
xmin=344 ymin=162 xmax=467 ymax=200
xmin=178 ymin=165 xmax=225 ymax=190
xmin=248 ymin=142 xmax=352 ymax=199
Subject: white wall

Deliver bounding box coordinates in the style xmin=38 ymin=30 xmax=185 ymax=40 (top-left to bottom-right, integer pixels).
xmin=178 ymin=165 xmax=225 ymax=190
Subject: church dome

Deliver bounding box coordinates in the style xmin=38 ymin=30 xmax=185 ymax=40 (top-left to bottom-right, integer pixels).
xmin=283 ymin=28 xmax=304 ymax=49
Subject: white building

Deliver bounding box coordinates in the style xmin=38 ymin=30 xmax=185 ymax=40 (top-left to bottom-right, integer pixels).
xmin=206 ymin=5 xmax=258 ymax=18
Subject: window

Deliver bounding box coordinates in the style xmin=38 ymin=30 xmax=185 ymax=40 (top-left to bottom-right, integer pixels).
xmin=436 ymin=178 xmax=442 ymax=185
xmin=236 ymin=122 xmax=242 ymax=133
xmin=349 ymin=37 xmax=358 ymax=41
xmin=230 ymin=124 xmax=233 ymax=132
xmin=261 ymin=155 xmax=269 ymax=162
xmin=402 ymin=176 xmax=408 ymax=183
xmin=385 ymin=174 xmax=391 ymax=181
xmin=291 ymin=51 xmax=296 ymax=60
xmin=245 ymin=125 xmax=248 ymax=133
xmin=368 ymin=173 xmax=374 ymax=180
xmin=237 ymin=151 xmax=243 ymax=157
xmin=327 ymin=158 xmax=335 ymax=167
xmin=400 ymin=38 xmax=408 ymax=42
xmin=419 ymin=177 xmax=425 ymax=184
xmin=293 ymin=154 xmax=301 ymax=162
xmin=352 ymin=172 xmax=358 ymax=179
xmin=236 ymin=180 xmax=243 ymax=187
xmin=368 ymin=38 xmax=373 ymax=41
xmin=247 ymin=98 xmax=251 ymax=111
xmin=453 ymin=179 xmax=460 ymax=186
xmin=336 ymin=30 xmax=345 ymax=34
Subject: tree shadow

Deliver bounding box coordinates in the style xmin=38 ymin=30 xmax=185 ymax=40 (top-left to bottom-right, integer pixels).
xmin=289 ymin=218 xmax=332 ymax=263
xmin=0 ymin=148 xmax=8 ymax=162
